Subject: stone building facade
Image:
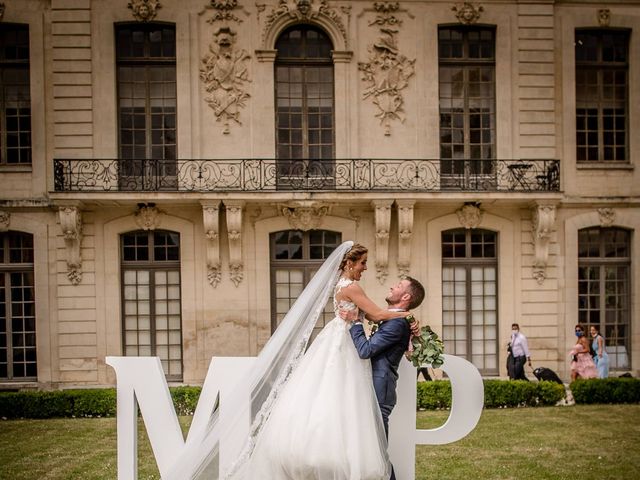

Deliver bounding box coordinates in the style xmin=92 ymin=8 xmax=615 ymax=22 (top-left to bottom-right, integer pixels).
xmin=0 ymin=0 xmax=638 ymax=389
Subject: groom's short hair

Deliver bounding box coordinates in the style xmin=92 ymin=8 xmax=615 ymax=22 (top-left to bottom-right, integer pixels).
xmin=403 ymin=276 xmax=425 ymax=309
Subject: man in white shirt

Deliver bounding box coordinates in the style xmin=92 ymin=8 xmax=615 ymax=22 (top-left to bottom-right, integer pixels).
xmin=507 ymin=323 xmax=531 ymax=380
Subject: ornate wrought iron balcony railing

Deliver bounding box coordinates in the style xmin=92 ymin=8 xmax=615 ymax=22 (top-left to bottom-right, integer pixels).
xmin=53 ymin=158 xmax=560 ymax=192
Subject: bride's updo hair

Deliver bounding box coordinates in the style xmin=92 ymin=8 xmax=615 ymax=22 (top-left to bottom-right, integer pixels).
xmin=339 ymin=243 xmax=368 ymax=271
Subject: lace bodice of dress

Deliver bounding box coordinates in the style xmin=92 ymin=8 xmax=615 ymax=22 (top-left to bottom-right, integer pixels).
xmin=333 ymin=277 xmax=361 ymax=318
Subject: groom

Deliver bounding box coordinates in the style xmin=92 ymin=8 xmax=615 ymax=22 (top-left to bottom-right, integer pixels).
xmin=345 ymin=275 xmax=425 ymax=480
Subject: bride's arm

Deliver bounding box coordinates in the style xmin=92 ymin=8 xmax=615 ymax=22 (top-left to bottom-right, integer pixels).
xmin=340 ymin=283 xmax=408 ymax=322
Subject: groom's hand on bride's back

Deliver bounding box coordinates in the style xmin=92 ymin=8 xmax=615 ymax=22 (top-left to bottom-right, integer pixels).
xmin=339 ymin=308 xmax=359 ymax=322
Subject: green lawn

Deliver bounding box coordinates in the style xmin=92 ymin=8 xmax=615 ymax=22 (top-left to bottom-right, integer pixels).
xmin=1 ymin=404 xmax=639 ymax=479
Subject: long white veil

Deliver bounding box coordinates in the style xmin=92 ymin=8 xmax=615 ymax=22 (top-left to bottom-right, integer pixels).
xmin=165 ymin=240 xmax=354 ymax=479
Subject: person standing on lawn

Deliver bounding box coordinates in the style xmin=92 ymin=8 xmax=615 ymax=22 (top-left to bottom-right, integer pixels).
xmin=590 ymin=324 xmax=609 ymax=379
xmin=570 ymin=324 xmax=597 ymax=380
xmin=507 ymin=323 xmax=531 ymax=380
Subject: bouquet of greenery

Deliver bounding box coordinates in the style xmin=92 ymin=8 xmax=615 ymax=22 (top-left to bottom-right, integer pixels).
xmin=405 ymin=316 xmax=445 ymax=369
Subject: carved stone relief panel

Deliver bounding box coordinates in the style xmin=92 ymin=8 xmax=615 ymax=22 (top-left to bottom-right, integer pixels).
xmin=452 ymin=2 xmax=483 ymax=25
xmin=531 ymin=204 xmax=556 ymax=285
xmin=396 ymin=200 xmax=414 ymax=277
xmin=261 ymin=0 xmax=348 ymax=49
xmin=0 ymin=211 xmax=9 ymax=232
xmin=277 ymin=201 xmax=331 ymax=231
xmin=58 ymin=206 xmax=83 ymax=285
xmin=135 ymin=204 xmax=162 ymax=231
xmin=359 ymin=3 xmax=415 ymax=135
xmin=202 ymin=202 xmax=222 ymax=287
xmin=598 ymin=8 xmax=611 ymax=27
xmin=598 ymin=208 xmax=615 ymax=227
xmin=369 ymin=1 xmax=402 ymax=27
xmin=200 ymin=26 xmax=252 ymax=134
xmin=225 ymin=200 xmax=245 ymax=286
xmin=128 ymin=0 xmax=162 ymax=22
xmin=201 ymin=0 xmax=248 ymax=24
xmin=456 ymin=202 xmax=483 ymax=229
xmin=372 ymin=199 xmax=393 ymax=284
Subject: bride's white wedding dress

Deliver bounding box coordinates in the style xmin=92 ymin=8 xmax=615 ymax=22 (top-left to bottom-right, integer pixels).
xmin=237 ymin=277 xmax=391 ymax=480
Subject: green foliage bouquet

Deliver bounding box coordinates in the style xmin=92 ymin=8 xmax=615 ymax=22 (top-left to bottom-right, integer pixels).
xmin=405 ymin=316 xmax=445 ymax=369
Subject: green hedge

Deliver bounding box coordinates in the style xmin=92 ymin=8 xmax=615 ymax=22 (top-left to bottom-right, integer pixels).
xmin=417 ymin=379 xmax=566 ymax=409
xmin=170 ymin=386 xmax=201 ymax=415
xmin=0 ymin=386 xmax=200 ymax=419
xmin=5 ymin=378 xmax=639 ymax=418
xmin=571 ymin=378 xmax=640 ymax=404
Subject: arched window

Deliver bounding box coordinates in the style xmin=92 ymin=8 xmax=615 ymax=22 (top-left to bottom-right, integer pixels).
xmin=270 ymin=230 xmax=341 ymax=339
xmin=438 ymin=26 xmax=496 ymax=187
xmin=120 ymin=230 xmax=182 ymax=380
xmin=441 ymin=228 xmax=498 ymax=374
xmin=0 ymin=231 xmax=36 ymax=381
xmin=578 ymin=227 xmax=631 ymax=370
xmin=275 ymin=26 xmax=335 ymax=188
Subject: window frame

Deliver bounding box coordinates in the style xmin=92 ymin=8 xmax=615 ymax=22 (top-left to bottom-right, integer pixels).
xmin=120 ymin=229 xmax=183 ymax=381
xmin=0 ymin=23 xmax=32 ymax=166
xmin=441 ymin=228 xmax=499 ymax=375
xmin=438 ymin=25 xmax=497 ymax=189
xmin=115 ymin=22 xmax=177 ymax=190
xmin=574 ymin=28 xmax=630 ymax=164
xmin=578 ymin=227 xmax=631 ymax=370
xmin=0 ymin=231 xmax=37 ymax=382
xmin=274 ymin=25 xmax=336 ymax=189
xmin=269 ymin=230 xmax=341 ymax=337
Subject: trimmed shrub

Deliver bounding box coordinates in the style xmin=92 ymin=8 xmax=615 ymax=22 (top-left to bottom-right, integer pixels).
xmin=571 ymin=378 xmax=640 ymax=404
xmin=417 ymin=379 xmax=565 ymax=409
xmin=22 ymin=391 xmax=74 ymax=419
xmin=170 ymin=386 xmax=201 ymax=415
xmin=417 ymin=380 xmax=451 ymax=409
xmin=0 ymin=386 xmax=201 ymax=419
xmin=536 ymin=380 xmax=567 ymax=405
xmin=67 ymin=389 xmax=117 ymax=417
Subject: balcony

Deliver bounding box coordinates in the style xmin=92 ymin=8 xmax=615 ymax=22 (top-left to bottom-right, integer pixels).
xmin=53 ymin=158 xmax=560 ymax=193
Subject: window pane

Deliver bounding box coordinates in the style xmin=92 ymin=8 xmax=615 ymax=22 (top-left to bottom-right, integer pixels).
xmin=275 ymin=27 xmax=334 ymax=187
xmin=1 ymin=24 xmax=32 ymax=165
xmin=439 ymin=27 xmax=495 ymax=189
xmin=116 ymin=25 xmax=177 ymax=190
xmin=441 ymin=229 xmax=498 ymax=375
xmin=270 ymin=230 xmax=342 ymax=337
xmin=575 ymin=30 xmax=629 ymax=162
xmin=1 ymin=232 xmax=37 ymax=380
xmin=578 ymin=227 xmax=630 ymax=370
xmin=121 ymin=231 xmax=182 ymax=379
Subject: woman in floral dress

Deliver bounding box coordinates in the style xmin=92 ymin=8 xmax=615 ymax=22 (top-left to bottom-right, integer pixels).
xmin=570 ymin=324 xmax=597 ymax=380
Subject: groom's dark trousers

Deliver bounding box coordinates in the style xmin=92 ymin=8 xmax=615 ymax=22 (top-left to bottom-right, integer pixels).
xmin=349 ymin=317 xmax=411 ymax=480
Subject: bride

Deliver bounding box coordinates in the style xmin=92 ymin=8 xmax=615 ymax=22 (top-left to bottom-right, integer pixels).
xmin=233 ymin=243 xmax=410 ymax=479
xmin=166 ymin=241 xmax=413 ymax=480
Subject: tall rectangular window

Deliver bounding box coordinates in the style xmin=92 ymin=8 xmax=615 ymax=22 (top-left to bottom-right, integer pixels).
xmin=121 ymin=230 xmax=182 ymax=380
xmin=575 ymin=29 xmax=629 ymax=162
xmin=442 ymin=229 xmax=498 ymax=374
xmin=116 ymin=24 xmax=176 ymax=189
xmin=270 ymin=230 xmax=341 ymax=340
xmin=439 ymin=27 xmax=495 ymax=187
xmin=578 ymin=227 xmax=631 ymax=370
xmin=0 ymin=24 xmax=31 ymax=165
xmin=0 ymin=232 xmax=36 ymax=381
xmin=275 ymin=26 xmax=335 ymax=189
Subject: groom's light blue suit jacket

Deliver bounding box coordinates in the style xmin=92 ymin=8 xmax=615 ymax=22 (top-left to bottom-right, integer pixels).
xmin=349 ymin=317 xmax=410 ymax=407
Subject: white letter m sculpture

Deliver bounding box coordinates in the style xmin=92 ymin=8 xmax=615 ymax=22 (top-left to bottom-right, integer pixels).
xmin=106 ymin=354 xmax=483 ymax=479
